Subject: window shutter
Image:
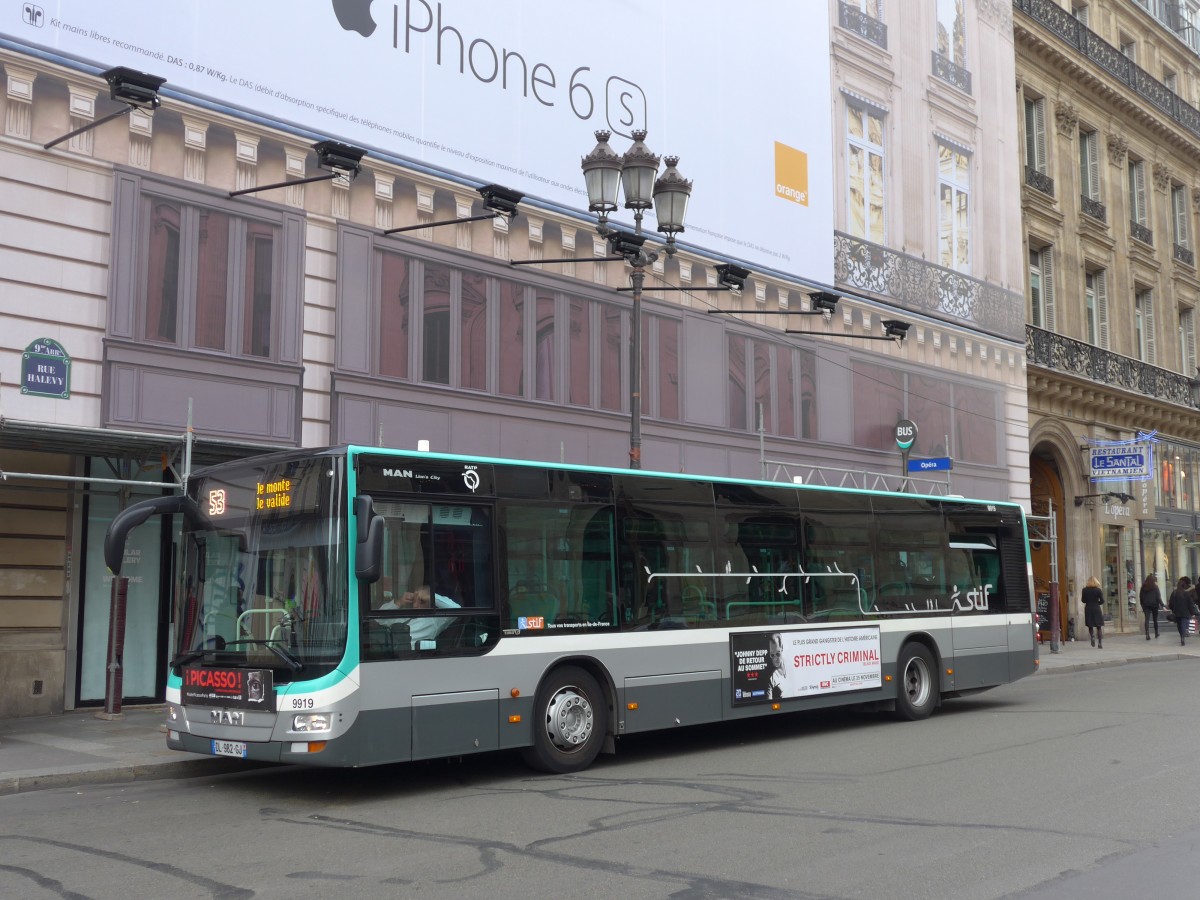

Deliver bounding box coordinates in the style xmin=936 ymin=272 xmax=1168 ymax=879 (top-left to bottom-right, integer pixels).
xmin=1185 ymin=309 xmax=1195 ymax=374
xmin=1133 ymin=163 xmax=1147 ymax=225
xmin=1033 ymin=99 xmax=1046 ymax=172
xmin=1042 ymin=248 xmax=1056 ymax=332
xmin=1097 ymin=271 xmax=1110 ymax=349
xmin=1175 ymin=187 xmax=1190 ymax=248
xmin=1145 ymin=291 xmax=1157 ymax=365
xmin=1187 ymin=309 xmax=1197 ymax=375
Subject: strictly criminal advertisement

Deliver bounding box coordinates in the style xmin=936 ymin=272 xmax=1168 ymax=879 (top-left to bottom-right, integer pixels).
xmin=7 ymin=0 xmax=833 ymax=280
xmin=730 ymin=626 xmax=882 ymax=706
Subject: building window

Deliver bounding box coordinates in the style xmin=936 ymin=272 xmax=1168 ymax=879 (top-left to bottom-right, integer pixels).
xmin=461 ymin=271 xmax=487 ymax=391
xmin=935 ymin=0 xmax=967 ymax=68
xmin=534 ymin=291 xmax=557 ymax=402
xmin=1164 ymin=67 xmax=1178 ymax=93
xmin=1173 ymin=183 xmax=1191 ymax=251
xmin=1024 ymin=96 xmax=1047 ymax=176
xmin=498 ymin=279 xmax=525 ymax=397
xmin=1079 ymin=129 xmax=1100 ymax=202
xmin=142 ymin=195 xmax=281 ymax=360
xmin=378 ymin=252 xmax=410 ymax=379
xmin=1029 ymin=244 xmax=1055 ymax=331
xmin=937 ymin=141 xmax=970 ymax=272
xmin=1180 ymin=307 xmax=1196 ymax=376
xmin=422 ymin=263 xmax=451 ymax=385
xmin=1085 ymin=268 xmax=1109 ymax=349
xmin=851 ymin=361 xmax=998 ymax=465
xmin=728 ymin=335 xmax=748 ymax=431
xmin=847 ymin=102 xmax=886 ymax=243
xmin=1119 ymin=33 xmax=1137 ymax=62
xmin=655 ymin=316 xmax=680 ymax=422
xmin=568 ymin=297 xmax=591 ymax=406
xmin=1136 ymin=288 xmax=1157 ymax=365
xmin=1072 ymin=2 xmax=1089 ymax=25
xmin=727 ymin=335 xmax=805 ymax=436
xmin=599 ymin=305 xmax=624 ymax=411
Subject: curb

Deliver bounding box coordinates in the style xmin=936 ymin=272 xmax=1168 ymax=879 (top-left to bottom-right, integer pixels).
xmin=1038 ymin=652 xmax=1192 ymax=674
xmin=0 ymin=757 xmax=244 ymax=797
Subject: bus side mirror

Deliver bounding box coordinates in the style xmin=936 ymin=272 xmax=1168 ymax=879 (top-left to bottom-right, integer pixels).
xmin=105 ymin=495 xmax=189 ymax=574
xmin=355 ymin=495 xmax=384 ymax=583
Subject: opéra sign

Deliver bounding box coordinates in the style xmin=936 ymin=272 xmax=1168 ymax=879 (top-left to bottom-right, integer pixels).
xmin=21 ymin=338 xmax=71 ymax=399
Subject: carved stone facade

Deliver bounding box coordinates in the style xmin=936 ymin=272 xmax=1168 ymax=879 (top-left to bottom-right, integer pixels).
xmin=1016 ymin=0 xmax=1200 ymax=635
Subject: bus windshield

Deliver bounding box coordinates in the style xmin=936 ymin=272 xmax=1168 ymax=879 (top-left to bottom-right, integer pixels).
xmin=173 ymin=455 xmax=348 ymax=680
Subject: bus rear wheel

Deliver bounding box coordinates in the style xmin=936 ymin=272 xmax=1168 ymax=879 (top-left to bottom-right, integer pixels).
xmin=521 ymin=666 xmax=606 ymax=774
xmin=894 ymin=643 xmax=938 ymax=721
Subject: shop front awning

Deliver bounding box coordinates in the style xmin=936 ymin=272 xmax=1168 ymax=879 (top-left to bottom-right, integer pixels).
xmin=0 ymin=417 xmax=292 ymax=488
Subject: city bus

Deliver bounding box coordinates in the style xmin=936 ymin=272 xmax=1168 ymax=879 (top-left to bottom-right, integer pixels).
xmin=104 ymin=445 xmax=1038 ymax=774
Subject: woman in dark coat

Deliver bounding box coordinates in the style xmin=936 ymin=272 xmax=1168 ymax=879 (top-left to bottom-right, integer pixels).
xmin=1168 ymin=576 xmax=1197 ymax=647
xmin=1140 ymin=574 xmax=1163 ymax=640
xmin=1081 ymin=576 xmax=1105 ymax=648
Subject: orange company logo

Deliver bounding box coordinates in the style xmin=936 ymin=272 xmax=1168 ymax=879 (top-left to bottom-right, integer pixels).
xmin=774 ymin=141 xmax=809 ymax=207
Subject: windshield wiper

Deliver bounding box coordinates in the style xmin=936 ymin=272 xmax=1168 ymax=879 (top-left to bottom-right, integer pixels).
xmin=222 ymin=639 xmax=305 ymax=672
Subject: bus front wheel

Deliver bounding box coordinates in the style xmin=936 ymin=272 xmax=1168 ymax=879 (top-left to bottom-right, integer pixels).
xmin=894 ymin=643 xmax=938 ymax=721
xmin=521 ymin=666 xmax=607 ymax=774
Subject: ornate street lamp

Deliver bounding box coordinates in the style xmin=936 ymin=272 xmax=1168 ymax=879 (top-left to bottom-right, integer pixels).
xmin=580 ymin=130 xmax=690 ymax=469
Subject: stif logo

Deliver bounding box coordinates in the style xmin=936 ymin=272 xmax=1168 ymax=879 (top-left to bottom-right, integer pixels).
xmin=774 ymin=141 xmax=809 ymax=207
xmin=331 ymin=0 xmax=377 ymax=37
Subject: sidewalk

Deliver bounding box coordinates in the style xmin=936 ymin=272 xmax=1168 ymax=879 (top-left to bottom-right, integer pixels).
xmin=2 ymin=631 xmax=1198 ymax=796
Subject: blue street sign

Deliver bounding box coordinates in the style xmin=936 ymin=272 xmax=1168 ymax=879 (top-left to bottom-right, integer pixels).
xmin=907 ymin=456 xmax=952 ymax=473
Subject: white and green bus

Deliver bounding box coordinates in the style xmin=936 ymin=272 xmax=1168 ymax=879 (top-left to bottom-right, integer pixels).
xmin=104 ymin=445 xmax=1038 ymax=774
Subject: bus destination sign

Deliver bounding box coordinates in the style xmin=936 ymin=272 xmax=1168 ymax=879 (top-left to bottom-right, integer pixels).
xmin=256 ymin=478 xmax=292 ymax=511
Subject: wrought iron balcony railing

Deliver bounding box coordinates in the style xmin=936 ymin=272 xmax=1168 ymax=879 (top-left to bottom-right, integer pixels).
xmin=835 ymin=233 xmax=1024 ymax=340
xmin=1024 ymin=165 xmax=1054 ymax=196
xmin=1016 ymin=0 xmax=1200 ymax=140
xmin=1130 ymin=220 xmax=1154 ymax=245
xmin=1175 ymin=244 xmax=1195 ymax=266
xmin=1026 ymin=325 xmax=1197 ymax=407
xmin=1080 ymin=195 xmax=1107 ymax=223
xmin=838 ymin=1 xmax=887 ymax=49
xmin=931 ymin=51 xmax=972 ymax=93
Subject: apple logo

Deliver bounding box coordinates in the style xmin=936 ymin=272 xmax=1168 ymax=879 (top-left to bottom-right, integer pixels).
xmin=332 ymin=0 xmax=376 ymax=37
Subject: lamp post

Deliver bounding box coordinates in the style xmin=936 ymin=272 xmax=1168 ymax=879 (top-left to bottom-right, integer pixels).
xmin=581 ymin=130 xmax=691 ymax=469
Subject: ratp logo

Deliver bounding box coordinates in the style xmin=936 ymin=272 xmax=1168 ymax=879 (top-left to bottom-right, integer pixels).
xmin=331 ymin=0 xmax=376 ymax=37
xmin=22 ymin=3 xmax=44 ymax=26
xmin=774 ymin=141 xmax=809 ymax=207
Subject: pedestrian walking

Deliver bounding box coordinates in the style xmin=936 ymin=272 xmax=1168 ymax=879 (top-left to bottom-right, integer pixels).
xmin=1081 ymin=576 xmax=1105 ymax=648
xmin=1139 ymin=573 xmax=1163 ymax=640
xmin=1168 ymin=576 xmax=1198 ymax=646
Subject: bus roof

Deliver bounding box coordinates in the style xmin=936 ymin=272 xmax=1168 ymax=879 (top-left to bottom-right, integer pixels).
xmin=337 ymin=444 xmax=1022 ymax=512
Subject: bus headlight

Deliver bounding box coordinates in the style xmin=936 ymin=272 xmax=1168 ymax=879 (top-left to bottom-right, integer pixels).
xmin=292 ymin=713 xmax=331 ymax=732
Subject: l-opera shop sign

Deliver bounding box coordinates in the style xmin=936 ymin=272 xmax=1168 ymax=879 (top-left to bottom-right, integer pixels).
xmin=9 ymin=0 xmax=833 ymax=281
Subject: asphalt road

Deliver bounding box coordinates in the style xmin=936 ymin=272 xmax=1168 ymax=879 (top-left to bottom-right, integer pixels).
xmin=5 ymin=661 xmax=1200 ymax=899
